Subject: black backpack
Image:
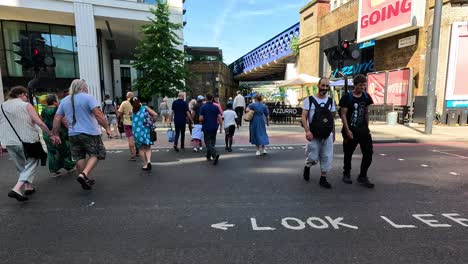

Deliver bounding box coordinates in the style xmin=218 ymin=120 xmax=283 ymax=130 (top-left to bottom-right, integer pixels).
xmin=309 ymin=96 xmax=334 ymax=139
xmin=103 ymin=100 xmax=116 ymax=114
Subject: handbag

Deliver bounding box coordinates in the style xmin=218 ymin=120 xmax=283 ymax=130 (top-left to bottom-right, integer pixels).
xmin=167 ymin=123 xmax=175 ymax=142
xmin=244 ymin=109 xmax=254 ymax=122
xmin=150 ymin=129 xmax=157 ymax=142
xmin=1 ymin=104 xmax=47 ymax=164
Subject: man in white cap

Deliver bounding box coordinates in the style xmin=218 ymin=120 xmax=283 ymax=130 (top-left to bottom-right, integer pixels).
xmin=233 ymin=91 xmax=246 ymax=128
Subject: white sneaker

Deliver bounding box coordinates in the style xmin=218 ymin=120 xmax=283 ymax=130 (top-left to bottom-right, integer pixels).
xmin=199 ymin=147 xmax=203 ymax=151
xmin=256 ymin=151 xmax=261 ymax=156
xmin=193 ymin=147 xmax=198 ymax=152
xmin=262 ymin=149 xmax=268 ymax=155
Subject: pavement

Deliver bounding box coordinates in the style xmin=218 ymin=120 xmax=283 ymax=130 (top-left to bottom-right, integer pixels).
xmin=102 ymin=121 xmax=468 ymax=150
xmin=1 ymin=142 xmax=468 ymax=263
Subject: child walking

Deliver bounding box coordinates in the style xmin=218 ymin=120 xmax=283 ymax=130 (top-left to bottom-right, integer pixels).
xmin=222 ymin=103 xmax=238 ymax=152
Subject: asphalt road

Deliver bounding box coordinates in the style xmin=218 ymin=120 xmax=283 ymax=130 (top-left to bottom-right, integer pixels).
xmin=0 ymin=142 xmax=467 ymax=264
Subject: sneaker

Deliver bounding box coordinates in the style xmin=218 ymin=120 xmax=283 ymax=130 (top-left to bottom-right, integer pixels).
xmin=193 ymin=147 xmax=198 ymax=152
xmin=319 ymin=176 xmax=332 ymax=189
xmin=256 ymin=151 xmax=261 ymax=156
xmin=342 ymin=174 xmax=352 ymax=184
xmin=357 ymin=176 xmax=375 ymax=188
xmin=213 ymin=154 xmax=220 ymax=165
xmin=262 ymin=149 xmax=268 ymax=155
xmin=173 ymin=146 xmax=180 ymax=152
xmin=303 ymin=166 xmax=310 ymax=181
xmin=199 ymin=147 xmax=203 ymax=151
xmin=51 ymin=171 xmax=62 ymax=178
xmin=228 ymin=147 xmax=233 ymax=152
xmin=225 ymin=146 xmax=229 ymax=151
xmin=8 ymin=190 xmax=28 ymax=202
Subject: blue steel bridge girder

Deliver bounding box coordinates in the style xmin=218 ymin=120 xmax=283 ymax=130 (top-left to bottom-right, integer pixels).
xmin=229 ymin=22 xmax=300 ymax=78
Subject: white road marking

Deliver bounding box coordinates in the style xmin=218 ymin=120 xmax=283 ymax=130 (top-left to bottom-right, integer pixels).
xmin=421 ymin=164 xmax=429 ymax=167
xmin=379 ymin=154 xmax=387 ymax=156
xmin=450 ymin=172 xmax=460 ymax=176
xmin=211 ymin=222 xmax=235 ymax=231
xmin=431 ymin=149 xmax=468 ymax=159
xmin=398 ymin=158 xmax=405 ymax=161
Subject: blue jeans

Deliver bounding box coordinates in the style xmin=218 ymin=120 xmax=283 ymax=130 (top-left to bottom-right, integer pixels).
xmin=6 ymin=145 xmax=40 ymax=183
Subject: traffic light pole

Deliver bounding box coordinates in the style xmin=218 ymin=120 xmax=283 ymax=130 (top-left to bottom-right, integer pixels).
xmin=27 ymin=69 xmax=40 ymax=105
xmin=425 ymin=0 xmax=443 ymax=134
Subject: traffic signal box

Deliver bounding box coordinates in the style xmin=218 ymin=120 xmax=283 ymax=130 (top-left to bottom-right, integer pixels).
xmin=12 ymin=33 xmax=56 ymax=71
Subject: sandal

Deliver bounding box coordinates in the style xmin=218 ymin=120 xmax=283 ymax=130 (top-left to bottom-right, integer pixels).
xmin=76 ymin=173 xmax=92 ymax=190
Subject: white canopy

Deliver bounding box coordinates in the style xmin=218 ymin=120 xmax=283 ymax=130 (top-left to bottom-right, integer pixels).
xmin=280 ymin=74 xmax=321 ymax=87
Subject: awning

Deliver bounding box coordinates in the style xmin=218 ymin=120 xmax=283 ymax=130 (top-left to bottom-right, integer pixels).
xmin=330 ymin=79 xmax=354 ymax=86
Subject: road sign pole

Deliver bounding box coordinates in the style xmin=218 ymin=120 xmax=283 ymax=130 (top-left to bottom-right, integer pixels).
xmin=425 ymin=0 xmax=443 ymax=134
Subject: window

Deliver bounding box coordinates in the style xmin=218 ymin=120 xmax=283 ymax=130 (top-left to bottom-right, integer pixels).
xmin=2 ymin=21 xmax=26 ymax=77
xmin=0 ymin=20 xmax=79 ymax=78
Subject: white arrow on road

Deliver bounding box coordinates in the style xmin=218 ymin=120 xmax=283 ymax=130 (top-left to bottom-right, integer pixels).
xmin=211 ymin=222 xmax=235 ymax=230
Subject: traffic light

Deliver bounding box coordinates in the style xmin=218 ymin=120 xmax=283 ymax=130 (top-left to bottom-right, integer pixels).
xmin=12 ymin=32 xmax=33 ymax=68
xmin=30 ymin=34 xmax=56 ymax=70
xmin=339 ymin=40 xmax=351 ymax=60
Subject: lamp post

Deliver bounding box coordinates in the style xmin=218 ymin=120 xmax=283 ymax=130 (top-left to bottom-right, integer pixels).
xmin=425 ymin=0 xmax=443 ymax=134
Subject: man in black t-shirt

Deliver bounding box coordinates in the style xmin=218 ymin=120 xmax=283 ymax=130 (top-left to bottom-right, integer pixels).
xmin=339 ymin=74 xmax=375 ymax=188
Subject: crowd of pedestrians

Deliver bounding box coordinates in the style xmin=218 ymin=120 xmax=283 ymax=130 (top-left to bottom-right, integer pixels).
xmin=0 ymin=75 xmax=377 ymax=203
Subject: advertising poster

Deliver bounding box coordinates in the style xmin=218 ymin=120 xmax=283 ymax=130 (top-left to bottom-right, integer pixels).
xmin=367 ymin=72 xmax=386 ymax=105
xmin=358 ymin=0 xmax=413 ymax=42
xmin=387 ymin=69 xmax=410 ymax=106
xmin=446 ymin=22 xmax=468 ymax=108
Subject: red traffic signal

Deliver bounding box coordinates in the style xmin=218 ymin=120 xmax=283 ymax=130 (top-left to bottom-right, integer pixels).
xmin=342 ymin=40 xmax=349 ymax=49
xmin=33 ymin=47 xmax=40 ymax=56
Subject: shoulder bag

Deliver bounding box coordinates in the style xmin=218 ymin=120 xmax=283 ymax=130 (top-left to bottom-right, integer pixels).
xmin=1 ymin=104 xmax=47 ymax=163
xmin=244 ymin=108 xmax=254 ymax=122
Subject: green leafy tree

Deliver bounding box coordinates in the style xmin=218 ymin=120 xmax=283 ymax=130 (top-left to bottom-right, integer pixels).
xmin=290 ymin=36 xmax=300 ymax=57
xmin=133 ymin=0 xmax=186 ymax=98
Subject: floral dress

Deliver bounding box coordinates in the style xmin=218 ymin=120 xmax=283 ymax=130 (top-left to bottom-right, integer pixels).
xmin=132 ymin=106 xmax=154 ymax=147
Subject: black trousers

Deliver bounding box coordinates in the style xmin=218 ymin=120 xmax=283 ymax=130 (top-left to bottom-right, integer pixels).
xmin=204 ymin=131 xmax=218 ymax=159
xmin=174 ymin=123 xmax=186 ymax=148
xmin=235 ymin=107 xmax=244 ymax=126
xmin=342 ymin=131 xmax=373 ymax=178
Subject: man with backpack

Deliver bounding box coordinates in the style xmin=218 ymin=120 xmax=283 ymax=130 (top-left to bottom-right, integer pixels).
xmin=102 ymin=94 xmax=118 ymax=138
xmin=339 ymin=74 xmax=375 ymax=188
xmin=301 ymin=77 xmax=335 ymax=189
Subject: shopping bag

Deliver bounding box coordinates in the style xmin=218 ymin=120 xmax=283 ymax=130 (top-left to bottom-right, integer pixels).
xmin=167 ymin=124 xmax=175 ymax=142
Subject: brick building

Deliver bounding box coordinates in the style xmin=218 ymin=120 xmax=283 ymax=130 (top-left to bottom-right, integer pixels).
xmin=297 ymin=0 xmax=468 ymax=124
xmin=185 ymin=46 xmax=237 ymax=107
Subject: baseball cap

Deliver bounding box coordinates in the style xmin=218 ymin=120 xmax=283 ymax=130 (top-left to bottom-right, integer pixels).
xmin=197 ymin=95 xmax=204 ymax=100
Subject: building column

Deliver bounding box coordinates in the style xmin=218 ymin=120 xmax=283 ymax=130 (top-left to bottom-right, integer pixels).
xmin=285 ymin=63 xmax=297 ymax=80
xmin=73 ymin=2 xmax=102 ymax=103
xmin=0 ymin=65 xmax=4 ymax=103
xmin=101 ymin=40 xmax=113 ymax=99
xmin=113 ymin=59 xmax=122 ymax=99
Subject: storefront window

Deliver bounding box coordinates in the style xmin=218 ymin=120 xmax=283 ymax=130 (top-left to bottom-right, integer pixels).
xmin=0 ymin=20 xmax=79 ymax=78
xmin=2 ymin=21 xmax=26 ymax=77
xmin=51 ymin=25 xmax=74 ymax=53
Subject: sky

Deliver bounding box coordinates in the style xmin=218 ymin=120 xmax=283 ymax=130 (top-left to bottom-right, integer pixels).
xmin=183 ymin=0 xmax=309 ymax=65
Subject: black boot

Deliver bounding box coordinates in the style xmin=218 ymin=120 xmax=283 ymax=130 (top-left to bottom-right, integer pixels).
xmin=357 ymin=176 xmax=375 ymax=188
xmin=319 ymin=176 xmax=332 ymax=189
xmin=303 ymin=166 xmax=310 ymax=181
xmin=342 ymin=174 xmax=352 ymax=184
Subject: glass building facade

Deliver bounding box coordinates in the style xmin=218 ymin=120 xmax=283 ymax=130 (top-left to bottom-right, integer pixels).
xmin=0 ymin=20 xmax=80 ymax=79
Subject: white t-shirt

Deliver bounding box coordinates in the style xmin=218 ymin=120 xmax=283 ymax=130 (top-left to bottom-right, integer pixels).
xmin=302 ymin=95 xmax=336 ymax=124
xmin=222 ymin=109 xmax=238 ymax=127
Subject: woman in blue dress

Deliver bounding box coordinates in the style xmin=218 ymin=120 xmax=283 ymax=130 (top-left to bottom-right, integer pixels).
xmin=246 ymin=94 xmax=270 ymax=156
xmin=130 ymin=97 xmax=158 ymax=171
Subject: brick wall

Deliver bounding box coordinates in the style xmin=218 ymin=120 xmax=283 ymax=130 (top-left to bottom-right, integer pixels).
xmin=186 ymin=61 xmax=237 ymax=107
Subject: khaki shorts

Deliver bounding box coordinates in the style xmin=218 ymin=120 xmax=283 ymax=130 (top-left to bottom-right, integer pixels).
xmin=69 ymin=134 xmax=106 ymax=161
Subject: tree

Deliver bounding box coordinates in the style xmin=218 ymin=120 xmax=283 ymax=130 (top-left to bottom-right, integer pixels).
xmin=290 ymin=36 xmax=300 ymax=57
xmin=133 ymin=0 xmax=186 ymax=98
